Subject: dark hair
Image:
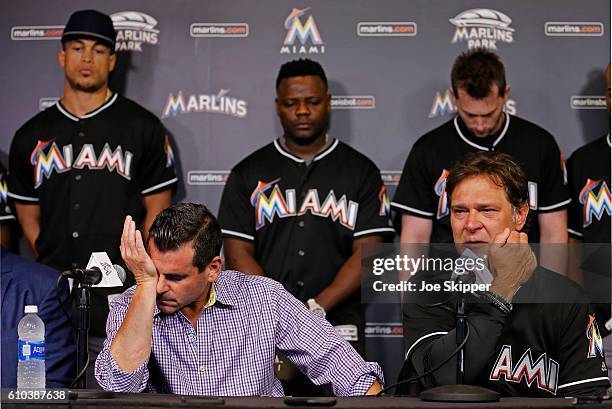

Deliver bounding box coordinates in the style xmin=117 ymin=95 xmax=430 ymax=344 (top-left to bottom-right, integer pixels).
xmin=148 ymin=203 xmax=222 ymax=271
xmin=446 ymin=152 xmax=528 ymax=210
xmin=276 ymin=58 xmax=328 ymax=90
xmin=451 ymin=48 xmax=506 ymax=99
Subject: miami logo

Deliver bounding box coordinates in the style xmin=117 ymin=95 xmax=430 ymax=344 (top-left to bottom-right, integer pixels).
xmin=434 ymin=169 xmax=449 ymax=219
xmin=586 ymin=314 xmax=604 ymax=358
xmin=30 ymin=140 xmax=134 ymax=189
xmin=579 ymin=179 xmax=611 ymax=227
xmin=281 ymin=7 xmax=325 ymax=54
xmin=250 ymin=179 xmax=358 ymax=230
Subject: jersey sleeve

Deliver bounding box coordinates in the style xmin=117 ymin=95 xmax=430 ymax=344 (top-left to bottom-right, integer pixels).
xmin=556 ymin=304 xmax=610 ymax=396
xmin=7 ymin=129 xmax=39 ymax=203
xmin=218 ymin=167 xmax=256 ymax=242
xmin=0 ymin=162 xmax=17 ymax=222
xmin=391 ymin=140 xmax=437 ymax=218
xmin=353 ymin=160 xmax=395 ymax=238
xmin=565 ymin=152 xmax=583 ymax=238
xmin=138 ymin=120 xmax=178 ymax=196
xmin=537 ymin=135 xmax=571 ymax=212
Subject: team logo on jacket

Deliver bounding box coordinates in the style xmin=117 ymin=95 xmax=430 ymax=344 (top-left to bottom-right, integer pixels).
xmin=0 ymin=172 xmax=9 ymax=203
xmin=490 ymin=345 xmax=559 ymax=394
xmin=450 ymin=8 xmax=514 ymax=50
xmin=586 ymin=314 xmax=604 ymax=358
xmin=379 ymin=185 xmax=390 ymax=216
xmin=250 ymin=179 xmax=357 ymax=230
xmin=30 ymin=140 xmax=133 ymax=188
xmin=579 ymin=179 xmax=611 ymax=227
xmin=280 ymin=7 xmax=325 ymax=54
xmin=434 ymin=170 xmax=449 ymax=219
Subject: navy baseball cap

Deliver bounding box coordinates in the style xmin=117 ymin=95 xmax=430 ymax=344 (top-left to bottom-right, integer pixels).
xmin=61 ymin=10 xmax=116 ymax=52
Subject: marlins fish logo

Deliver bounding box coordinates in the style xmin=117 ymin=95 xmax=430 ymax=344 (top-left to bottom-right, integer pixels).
xmin=586 ymin=314 xmax=604 ymax=358
xmin=434 ymin=169 xmax=449 ymax=219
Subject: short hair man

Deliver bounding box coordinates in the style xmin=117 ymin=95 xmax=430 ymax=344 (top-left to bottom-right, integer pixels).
xmin=95 ymin=203 xmax=383 ymax=396
xmin=8 ymin=9 xmax=177 ymax=382
xmin=1 ymin=248 xmax=76 ymax=388
xmin=217 ymin=59 xmax=394 ymax=393
xmin=401 ymin=152 xmax=610 ymax=397
xmin=392 ymin=49 xmax=569 ymax=271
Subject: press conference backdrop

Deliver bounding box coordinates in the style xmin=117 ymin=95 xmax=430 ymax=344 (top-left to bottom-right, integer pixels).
xmin=1 ymin=1 xmax=610 ymax=383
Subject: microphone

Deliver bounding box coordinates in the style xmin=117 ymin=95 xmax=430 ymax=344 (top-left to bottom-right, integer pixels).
xmin=62 ymin=264 xmax=127 ymax=286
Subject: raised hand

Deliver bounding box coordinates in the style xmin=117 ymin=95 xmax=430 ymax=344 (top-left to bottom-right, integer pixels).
xmin=119 ymin=215 xmax=158 ymax=287
xmin=489 ymin=228 xmax=537 ymax=300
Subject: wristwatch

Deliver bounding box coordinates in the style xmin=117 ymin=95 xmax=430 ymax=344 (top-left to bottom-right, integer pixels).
xmin=307 ymin=298 xmax=326 ymax=319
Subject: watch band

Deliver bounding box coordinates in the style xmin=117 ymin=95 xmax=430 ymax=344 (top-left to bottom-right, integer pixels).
xmin=307 ymin=298 xmax=326 ymax=319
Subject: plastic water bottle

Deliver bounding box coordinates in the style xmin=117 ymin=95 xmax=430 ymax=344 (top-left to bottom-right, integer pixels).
xmin=17 ymin=305 xmax=45 ymax=389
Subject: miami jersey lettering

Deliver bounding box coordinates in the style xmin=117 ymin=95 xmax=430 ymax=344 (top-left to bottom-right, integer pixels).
xmin=251 ymin=179 xmax=358 ymax=230
xmin=490 ymin=345 xmax=559 ymax=395
xmin=30 ymin=139 xmax=134 ymax=188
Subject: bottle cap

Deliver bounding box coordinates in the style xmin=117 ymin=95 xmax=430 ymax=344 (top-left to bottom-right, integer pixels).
xmin=24 ymin=305 xmax=38 ymax=314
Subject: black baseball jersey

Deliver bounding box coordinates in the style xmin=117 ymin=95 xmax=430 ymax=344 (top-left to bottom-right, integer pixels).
xmin=566 ymin=134 xmax=611 ymax=331
xmin=402 ymin=268 xmax=610 ymax=397
xmin=566 ymin=134 xmax=611 ymax=243
xmin=8 ymin=94 xmax=177 ymax=336
xmin=218 ymin=138 xmax=394 ymax=329
xmin=392 ymin=114 xmax=570 ymax=243
xmin=0 ymin=162 xmax=16 ymax=225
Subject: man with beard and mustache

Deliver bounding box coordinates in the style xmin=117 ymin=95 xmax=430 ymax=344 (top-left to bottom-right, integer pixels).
xmin=218 ymin=59 xmax=394 ymax=395
xmin=8 ymin=10 xmax=177 ymax=387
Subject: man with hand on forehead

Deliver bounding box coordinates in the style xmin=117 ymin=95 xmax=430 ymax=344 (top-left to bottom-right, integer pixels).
xmin=401 ymin=152 xmax=609 ymax=397
xmin=95 ymin=203 xmax=383 ymax=396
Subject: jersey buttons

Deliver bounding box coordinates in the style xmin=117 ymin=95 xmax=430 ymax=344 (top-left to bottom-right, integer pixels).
xmin=298 ymin=221 xmax=304 ymax=227
xmin=298 ymin=250 xmax=305 ymax=256
xmin=72 ymin=231 xmax=79 ymax=238
xmin=75 ymin=175 xmax=82 ymax=181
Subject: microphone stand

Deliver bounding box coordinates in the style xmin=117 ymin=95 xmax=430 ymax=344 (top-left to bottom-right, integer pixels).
xmin=420 ymin=273 xmax=499 ymax=402
xmin=75 ymin=282 xmax=91 ymax=389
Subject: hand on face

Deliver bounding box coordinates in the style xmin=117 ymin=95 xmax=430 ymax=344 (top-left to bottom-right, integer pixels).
xmin=119 ymin=215 xmax=158 ymax=287
xmin=489 ymin=227 xmax=537 ymax=300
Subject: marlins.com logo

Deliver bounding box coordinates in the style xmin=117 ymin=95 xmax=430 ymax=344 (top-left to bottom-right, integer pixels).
xmin=429 ymin=89 xmax=516 ymax=118
xmin=570 ymin=96 xmax=607 ymax=110
xmin=11 ymin=26 xmax=63 ymax=40
xmin=450 ymin=8 xmax=514 ymax=50
xmin=545 ymin=22 xmax=603 ymax=37
xmin=162 ymin=89 xmax=247 ymax=118
xmin=281 ymin=7 xmax=325 ymax=55
xmin=111 ymin=11 xmax=159 ymax=52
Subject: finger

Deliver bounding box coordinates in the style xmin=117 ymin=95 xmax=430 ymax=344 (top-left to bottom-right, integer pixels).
xmin=135 ymin=230 xmax=146 ymax=254
xmin=507 ymin=231 xmax=521 ymax=244
xmin=121 ymin=215 xmax=131 ymax=247
xmin=493 ymin=228 xmax=511 ymax=245
xmin=519 ymin=232 xmax=529 ymax=244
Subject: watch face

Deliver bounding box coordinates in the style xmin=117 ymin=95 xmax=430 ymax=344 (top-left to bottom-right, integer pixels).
xmin=312 ymin=307 xmax=326 ymax=319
